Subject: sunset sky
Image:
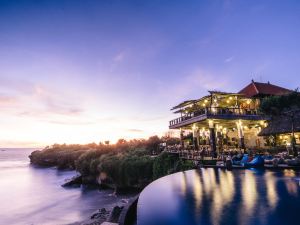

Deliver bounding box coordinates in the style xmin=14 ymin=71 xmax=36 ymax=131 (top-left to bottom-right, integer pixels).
xmin=1 ymin=0 xmax=300 ymax=147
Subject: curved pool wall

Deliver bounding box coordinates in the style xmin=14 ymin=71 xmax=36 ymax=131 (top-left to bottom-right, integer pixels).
xmin=137 ymin=168 xmax=300 ymax=225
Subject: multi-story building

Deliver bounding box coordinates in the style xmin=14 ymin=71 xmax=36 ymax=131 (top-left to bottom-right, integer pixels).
xmin=169 ymin=80 xmax=292 ymax=155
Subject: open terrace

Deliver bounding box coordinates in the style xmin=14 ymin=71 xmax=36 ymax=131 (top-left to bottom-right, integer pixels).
xmin=169 ymin=106 xmax=267 ymax=128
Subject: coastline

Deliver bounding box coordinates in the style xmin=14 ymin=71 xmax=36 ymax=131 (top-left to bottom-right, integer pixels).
xmin=0 ymin=148 xmax=143 ymax=225
xmin=67 ymin=195 xmax=138 ymax=225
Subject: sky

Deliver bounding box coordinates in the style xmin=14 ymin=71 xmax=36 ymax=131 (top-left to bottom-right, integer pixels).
xmin=0 ymin=0 xmax=300 ymax=147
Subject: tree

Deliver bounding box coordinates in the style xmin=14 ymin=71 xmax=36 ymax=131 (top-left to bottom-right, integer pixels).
xmin=260 ymin=90 xmax=300 ymax=116
xmin=146 ymin=136 xmax=161 ymax=154
xmin=260 ymin=91 xmax=300 ymax=156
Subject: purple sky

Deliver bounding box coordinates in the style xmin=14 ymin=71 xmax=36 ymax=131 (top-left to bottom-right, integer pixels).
xmin=0 ymin=0 xmax=300 ymax=147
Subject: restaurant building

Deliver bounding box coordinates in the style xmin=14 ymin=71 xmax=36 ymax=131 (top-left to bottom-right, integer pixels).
xmin=259 ymin=110 xmax=300 ymax=148
xmin=169 ymin=80 xmax=292 ymax=156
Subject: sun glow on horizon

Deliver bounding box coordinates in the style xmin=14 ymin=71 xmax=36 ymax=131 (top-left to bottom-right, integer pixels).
xmin=0 ymin=115 xmax=170 ymax=148
xmin=1 ymin=0 xmax=300 ymax=147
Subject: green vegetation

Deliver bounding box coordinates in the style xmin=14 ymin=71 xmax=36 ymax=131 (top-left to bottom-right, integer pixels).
xmin=260 ymin=90 xmax=300 ymax=115
xmin=29 ymin=136 xmax=194 ymax=190
xmin=153 ymin=151 xmax=195 ymax=179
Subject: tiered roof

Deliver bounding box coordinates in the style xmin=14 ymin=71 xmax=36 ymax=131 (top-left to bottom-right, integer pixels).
xmin=238 ymin=80 xmax=292 ymax=98
xmin=171 ymin=80 xmax=292 ymax=112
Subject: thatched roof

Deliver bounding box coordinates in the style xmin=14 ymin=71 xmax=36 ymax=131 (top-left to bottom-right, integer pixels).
xmin=171 ymin=100 xmax=196 ymax=110
xmin=259 ymin=113 xmax=300 ymax=136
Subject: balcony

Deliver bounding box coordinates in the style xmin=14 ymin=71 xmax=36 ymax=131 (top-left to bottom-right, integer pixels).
xmin=169 ymin=107 xmax=267 ymax=129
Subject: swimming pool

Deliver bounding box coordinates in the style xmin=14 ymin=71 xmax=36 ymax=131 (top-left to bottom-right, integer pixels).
xmin=137 ymin=168 xmax=300 ymax=225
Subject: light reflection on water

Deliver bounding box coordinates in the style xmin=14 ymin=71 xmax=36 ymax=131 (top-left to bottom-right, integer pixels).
xmin=137 ymin=168 xmax=300 ymax=225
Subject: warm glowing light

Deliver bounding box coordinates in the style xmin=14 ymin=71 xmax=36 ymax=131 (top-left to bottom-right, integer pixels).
xmin=242 ymin=171 xmax=257 ymax=214
xmin=214 ymin=99 xmax=217 ymax=103
xmin=192 ymin=124 xmax=197 ymax=130
xmin=204 ymin=99 xmax=208 ymax=103
xmin=201 ymin=168 xmax=216 ymax=194
xmin=181 ymin=172 xmax=188 ymax=196
xmin=202 ymin=103 xmax=206 ymax=107
xmin=211 ymin=170 xmax=235 ymax=225
xmin=246 ymin=99 xmax=251 ymax=104
xmin=193 ymin=172 xmax=202 ymax=211
xmin=265 ymin=172 xmax=278 ymax=209
xmin=226 ymin=100 xmax=230 ymax=103
xmin=236 ymin=120 xmax=242 ymax=127
xmin=208 ymin=120 xmax=214 ymax=128
xmin=229 ymin=96 xmax=233 ymax=100
xmin=284 ymin=169 xmax=296 ymax=177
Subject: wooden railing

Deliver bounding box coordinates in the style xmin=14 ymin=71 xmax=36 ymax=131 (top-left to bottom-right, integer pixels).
xmin=165 ymin=145 xmax=212 ymax=160
xmin=169 ymin=107 xmax=259 ymax=126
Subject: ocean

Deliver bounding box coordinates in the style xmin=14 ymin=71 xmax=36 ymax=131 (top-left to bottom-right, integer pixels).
xmin=0 ymin=148 xmax=123 ymax=225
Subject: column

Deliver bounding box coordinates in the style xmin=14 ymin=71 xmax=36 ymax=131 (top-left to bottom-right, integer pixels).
xmin=192 ymin=125 xmax=199 ymax=150
xmin=216 ymin=125 xmax=223 ymax=154
xmin=208 ymin=120 xmax=217 ymax=158
xmin=180 ymin=128 xmax=184 ymax=148
xmin=236 ymin=120 xmax=245 ymax=149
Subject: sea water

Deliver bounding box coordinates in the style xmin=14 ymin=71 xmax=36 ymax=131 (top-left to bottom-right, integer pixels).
xmin=0 ymin=148 xmax=120 ymax=225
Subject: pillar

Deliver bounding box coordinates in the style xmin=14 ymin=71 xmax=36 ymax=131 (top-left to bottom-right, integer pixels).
xmin=192 ymin=125 xmax=199 ymax=150
xmin=208 ymin=120 xmax=217 ymax=158
xmin=180 ymin=128 xmax=184 ymax=148
xmin=236 ymin=120 xmax=245 ymax=149
xmin=216 ymin=126 xmax=223 ymax=154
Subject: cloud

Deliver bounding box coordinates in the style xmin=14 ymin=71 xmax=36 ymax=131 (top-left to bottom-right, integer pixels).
xmin=0 ymin=77 xmax=35 ymax=94
xmin=126 ymin=128 xmax=144 ymax=133
xmin=0 ymin=79 xmax=84 ymax=120
xmin=33 ymin=85 xmax=84 ymax=115
xmin=0 ymin=139 xmax=43 ymax=148
xmin=48 ymin=120 xmax=94 ymax=126
xmin=225 ymin=56 xmax=234 ymax=63
xmin=0 ymin=95 xmax=17 ymax=106
xmin=113 ymin=51 xmax=125 ymax=62
xmin=160 ymin=68 xmax=230 ymax=103
xmin=133 ymin=115 xmax=169 ymax=122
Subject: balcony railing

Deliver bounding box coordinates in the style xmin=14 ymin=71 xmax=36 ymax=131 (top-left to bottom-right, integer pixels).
xmin=165 ymin=145 xmax=211 ymax=159
xmin=169 ymin=107 xmax=259 ymax=127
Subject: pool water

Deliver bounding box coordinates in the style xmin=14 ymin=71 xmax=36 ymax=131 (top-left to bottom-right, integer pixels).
xmin=137 ymin=169 xmax=300 ymax=225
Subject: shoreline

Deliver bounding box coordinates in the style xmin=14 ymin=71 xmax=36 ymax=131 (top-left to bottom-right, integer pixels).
xmin=66 ymin=195 xmax=139 ymax=225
